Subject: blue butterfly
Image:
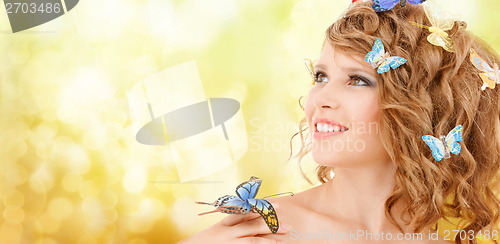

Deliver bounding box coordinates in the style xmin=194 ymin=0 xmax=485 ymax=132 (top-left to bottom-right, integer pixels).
xmin=422 ymin=125 xmax=463 ymax=161
xmin=365 ymin=38 xmax=407 ymax=74
xmin=196 ymin=176 xmax=279 ymax=234
xmin=372 ymin=0 xmax=426 ymax=12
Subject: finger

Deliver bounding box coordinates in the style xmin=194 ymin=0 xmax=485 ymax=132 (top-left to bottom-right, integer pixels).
xmin=221 ymin=212 xmax=261 ymax=226
xmin=221 ymin=203 xmax=279 ymax=226
xmin=233 ymin=237 xmax=286 ymax=244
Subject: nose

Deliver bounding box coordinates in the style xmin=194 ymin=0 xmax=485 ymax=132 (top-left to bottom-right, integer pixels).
xmin=313 ymin=82 xmax=340 ymax=110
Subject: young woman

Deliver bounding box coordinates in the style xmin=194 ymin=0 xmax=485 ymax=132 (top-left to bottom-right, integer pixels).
xmin=179 ymin=1 xmax=500 ymax=243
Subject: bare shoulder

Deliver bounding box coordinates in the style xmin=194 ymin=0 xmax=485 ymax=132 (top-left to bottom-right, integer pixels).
xmin=264 ymin=183 xmax=331 ymax=229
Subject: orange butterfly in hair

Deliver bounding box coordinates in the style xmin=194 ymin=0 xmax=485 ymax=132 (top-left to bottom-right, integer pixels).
xmin=470 ymin=48 xmax=500 ymax=90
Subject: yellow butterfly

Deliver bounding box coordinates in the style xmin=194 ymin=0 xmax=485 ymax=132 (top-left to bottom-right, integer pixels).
xmin=304 ymin=59 xmax=317 ymax=85
xmin=470 ymin=48 xmax=499 ymax=90
xmin=409 ymin=2 xmax=456 ymax=52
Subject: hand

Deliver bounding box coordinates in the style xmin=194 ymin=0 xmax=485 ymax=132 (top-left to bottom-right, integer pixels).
xmin=177 ymin=204 xmax=290 ymax=244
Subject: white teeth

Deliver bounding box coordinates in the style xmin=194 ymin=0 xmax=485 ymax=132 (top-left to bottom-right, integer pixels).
xmin=317 ymin=123 xmax=323 ymax=132
xmin=316 ymin=122 xmax=347 ymax=133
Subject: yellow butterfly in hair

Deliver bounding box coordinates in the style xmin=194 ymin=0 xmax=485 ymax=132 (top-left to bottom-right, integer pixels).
xmin=409 ymin=1 xmax=456 ymax=52
xmin=470 ymin=48 xmax=499 ymax=90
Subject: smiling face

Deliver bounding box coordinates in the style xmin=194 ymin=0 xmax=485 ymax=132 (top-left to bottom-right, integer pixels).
xmin=304 ymin=43 xmax=392 ymax=168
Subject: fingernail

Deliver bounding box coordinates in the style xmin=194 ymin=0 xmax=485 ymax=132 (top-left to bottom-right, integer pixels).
xmin=273 ymin=203 xmax=279 ymax=208
xmin=281 ymin=223 xmax=291 ymax=232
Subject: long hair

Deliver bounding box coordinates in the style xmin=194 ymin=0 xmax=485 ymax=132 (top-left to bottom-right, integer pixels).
xmin=289 ymin=2 xmax=500 ymax=243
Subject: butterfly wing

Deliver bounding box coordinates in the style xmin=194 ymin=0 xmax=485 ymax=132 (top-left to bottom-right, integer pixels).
xmin=422 ymin=135 xmax=445 ymax=161
xmin=479 ymin=73 xmax=497 ymax=90
xmin=444 ymin=125 xmax=463 ymax=155
xmin=407 ymin=0 xmax=426 ymax=5
xmin=236 ymin=176 xmax=262 ymax=201
xmin=470 ymin=49 xmax=497 ymax=90
xmin=217 ymin=195 xmax=252 ymax=214
xmin=377 ymin=56 xmax=406 ymax=73
xmin=366 ymin=38 xmax=385 ymax=64
xmin=423 ymin=1 xmax=455 ymax=31
xmin=198 ymin=195 xmax=252 ymax=215
xmin=372 ymin=0 xmax=401 ymax=12
xmin=377 ymin=59 xmax=391 ymax=74
xmin=247 ymin=198 xmax=279 ymax=234
xmin=388 ymin=56 xmax=407 ymax=69
xmin=470 ymin=49 xmax=495 ymax=72
xmin=427 ymin=33 xmax=454 ymax=52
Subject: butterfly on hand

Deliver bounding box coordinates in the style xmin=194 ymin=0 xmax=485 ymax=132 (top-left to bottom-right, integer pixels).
xmin=365 ymin=38 xmax=407 ymax=74
xmin=196 ymin=176 xmax=280 ymax=234
xmin=409 ymin=1 xmax=456 ymax=52
xmin=372 ymin=0 xmax=426 ymax=12
xmin=422 ymin=125 xmax=463 ymax=161
xmin=470 ymin=48 xmax=499 ymax=90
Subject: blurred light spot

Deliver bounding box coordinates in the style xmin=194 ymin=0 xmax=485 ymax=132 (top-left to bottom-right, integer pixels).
xmin=48 ymin=197 xmax=73 ymax=221
xmin=66 ymin=145 xmax=90 ymax=175
xmin=3 ymin=191 xmax=24 ymax=207
xmin=123 ymin=164 xmax=147 ymax=194
xmin=34 ymin=238 xmax=59 ymax=244
xmin=127 ymin=238 xmax=148 ymax=244
xmin=82 ymin=124 xmax=108 ymax=150
xmin=139 ymin=198 xmax=165 ymax=221
xmin=35 ymin=122 xmax=58 ymax=140
xmin=36 ymin=213 xmax=60 ymax=234
xmin=100 ymin=191 xmax=118 ymax=208
xmin=170 ymin=197 xmax=197 ymax=233
xmin=36 ymin=140 xmax=55 ymax=159
xmin=6 ymin=165 xmax=29 ymax=186
xmin=3 ymin=207 xmax=25 ymax=223
xmin=76 ymin=236 xmax=98 ymax=244
xmin=0 ymin=222 xmax=22 ymax=244
xmin=29 ymin=164 xmax=54 ymax=194
xmin=79 ymin=180 xmax=100 ymax=199
xmin=62 ymin=173 xmax=83 ymax=192
xmin=81 ymin=197 xmax=108 ymax=234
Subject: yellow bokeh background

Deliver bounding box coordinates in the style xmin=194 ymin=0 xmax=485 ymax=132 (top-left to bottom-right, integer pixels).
xmin=0 ymin=0 xmax=499 ymax=243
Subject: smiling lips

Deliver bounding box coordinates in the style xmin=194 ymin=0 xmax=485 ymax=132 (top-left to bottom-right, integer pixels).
xmin=313 ymin=118 xmax=349 ymax=139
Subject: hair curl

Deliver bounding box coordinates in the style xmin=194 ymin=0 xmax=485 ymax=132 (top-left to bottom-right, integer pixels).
xmin=289 ymin=2 xmax=500 ymax=243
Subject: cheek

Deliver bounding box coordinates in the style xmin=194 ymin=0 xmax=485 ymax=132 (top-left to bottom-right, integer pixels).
xmin=303 ymin=90 xmax=316 ymax=122
xmin=349 ymin=95 xmax=380 ymax=124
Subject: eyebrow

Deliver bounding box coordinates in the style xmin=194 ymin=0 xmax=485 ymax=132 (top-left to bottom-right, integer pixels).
xmin=314 ymin=63 xmax=377 ymax=81
xmin=342 ymin=66 xmax=377 ymax=80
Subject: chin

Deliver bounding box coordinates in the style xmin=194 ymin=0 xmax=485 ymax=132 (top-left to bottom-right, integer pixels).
xmin=311 ymin=151 xmax=350 ymax=167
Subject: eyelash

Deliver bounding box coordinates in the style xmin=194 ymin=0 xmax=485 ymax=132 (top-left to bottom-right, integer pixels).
xmin=313 ymin=71 xmax=372 ymax=87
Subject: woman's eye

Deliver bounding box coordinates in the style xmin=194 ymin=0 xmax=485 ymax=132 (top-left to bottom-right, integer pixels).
xmin=313 ymin=71 xmax=329 ymax=84
xmin=347 ymin=76 xmax=371 ymax=87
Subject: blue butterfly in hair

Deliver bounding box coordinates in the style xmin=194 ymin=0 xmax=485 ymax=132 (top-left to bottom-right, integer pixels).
xmin=365 ymin=38 xmax=407 ymax=74
xmin=372 ymin=0 xmax=426 ymax=12
xmin=422 ymin=125 xmax=463 ymax=161
xmin=196 ymin=176 xmax=282 ymax=234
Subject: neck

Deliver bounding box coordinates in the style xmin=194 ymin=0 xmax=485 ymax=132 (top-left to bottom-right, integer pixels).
xmin=314 ymin=161 xmax=408 ymax=234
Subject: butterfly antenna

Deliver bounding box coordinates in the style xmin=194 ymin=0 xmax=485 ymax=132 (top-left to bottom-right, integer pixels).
xmin=409 ymin=21 xmax=430 ymax=30
xmin=195 ymin=201 xmax=214 ymax=206
xmin=261 ymin=192 xmax=294 ymax=199
xmin=197 ymin=209 xmax=220 ymax=216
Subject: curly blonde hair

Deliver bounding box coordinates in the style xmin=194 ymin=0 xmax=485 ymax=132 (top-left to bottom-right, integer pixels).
xmin=289 ymin=2 xmax=500 ymax=243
